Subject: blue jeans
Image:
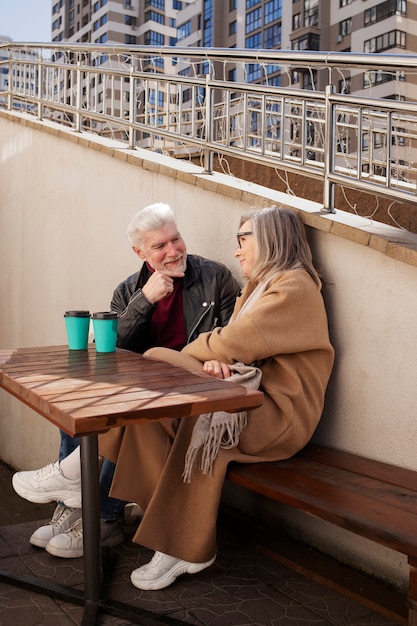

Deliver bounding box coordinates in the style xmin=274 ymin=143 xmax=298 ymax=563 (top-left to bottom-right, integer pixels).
xmin=59 ymin=431 xmax=126 ymax=521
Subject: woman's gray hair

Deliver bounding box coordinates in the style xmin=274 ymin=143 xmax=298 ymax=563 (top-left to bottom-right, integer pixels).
xmin=127 ymin=202 xmax=177 ymax=248
xmin=243 ymin=206 xmax=321 ymax=287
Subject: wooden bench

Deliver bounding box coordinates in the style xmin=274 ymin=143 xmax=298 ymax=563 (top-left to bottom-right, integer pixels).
xmin=225 ymin=443 xmax=417 ymax=626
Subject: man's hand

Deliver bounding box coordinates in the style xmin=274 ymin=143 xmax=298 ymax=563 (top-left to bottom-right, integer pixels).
xmin=141 ymin=270 xmax=185 ymax=304
xmin=203 ymin=360 xmax=232 ymax=379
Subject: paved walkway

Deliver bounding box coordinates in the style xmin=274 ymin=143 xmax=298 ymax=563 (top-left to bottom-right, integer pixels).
xmin=0 ymin=461 xmax=400 ymax=626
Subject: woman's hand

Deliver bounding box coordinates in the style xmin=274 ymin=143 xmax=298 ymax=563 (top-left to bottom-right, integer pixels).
xmin=203 ymin=360 xmax=232 ymax=379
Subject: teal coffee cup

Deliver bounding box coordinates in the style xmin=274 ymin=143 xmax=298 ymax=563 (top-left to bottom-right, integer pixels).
xmin=64 ymin=311 xmax=91 ymax=350
xmin=92 ymin=311 xmax=119 ymax=353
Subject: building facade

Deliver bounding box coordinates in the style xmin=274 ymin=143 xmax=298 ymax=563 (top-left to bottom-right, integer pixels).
xmin=49 ymin=0 xmax=417 ymax=99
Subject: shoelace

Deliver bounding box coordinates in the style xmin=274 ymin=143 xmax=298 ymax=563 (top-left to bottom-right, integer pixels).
xmin=35 ymin=462 xmax=59 ymax=480
xmin=50 ymin=504 xmax=67 ymax=524
xmin=147 ymin=551 xmax=166 ymax=568
xmin=66 ymin=518 xmax=83 ymax=537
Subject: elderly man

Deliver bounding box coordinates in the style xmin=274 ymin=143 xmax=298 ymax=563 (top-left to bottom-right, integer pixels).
xmin=13 ymin=202 xmax=240 ymax=558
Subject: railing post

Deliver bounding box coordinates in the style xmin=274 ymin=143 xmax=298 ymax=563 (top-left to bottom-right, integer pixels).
xmin=203 ymin=70 xmax=214 ymax=174
xmin=75 ymin=58 xmax=82 ymax=133
xmin=128 ymin=64 xmax=136 ymax=149
xmin=323 ymin=84 xmax=336 ymax=213
xmin=6 ymin=52 xmax=12 ymax=111
xmin=37 ymin=52 xmax=43 ymax=122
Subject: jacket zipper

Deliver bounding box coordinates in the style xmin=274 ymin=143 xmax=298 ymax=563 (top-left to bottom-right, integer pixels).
xmin=186 ymin=301 xmax=215 ymax=344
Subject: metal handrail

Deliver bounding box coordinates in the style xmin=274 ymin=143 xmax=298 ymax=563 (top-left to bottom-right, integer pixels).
xmin=1 ymin=43 xmax=417 ymax=220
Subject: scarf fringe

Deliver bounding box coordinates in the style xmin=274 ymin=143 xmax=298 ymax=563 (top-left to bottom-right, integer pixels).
xmin=182 ymin=364 xmax=261 ymax=483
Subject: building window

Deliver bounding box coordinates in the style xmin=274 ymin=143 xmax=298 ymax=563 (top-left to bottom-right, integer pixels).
xmin=125 ymin=15 xmax=136 ymax=26
xmin=246 ymin=7 xmax=262 ymax=33
xmin=177 ymin=20 xmax=191 ymax=40
xmin=340 ymin=0 xmax=352 ymax=6
xmin=267 ymin=74 xmax=282 ymax=86
xmin=265 ymin=0 xmax=282 ymax=24
xmin=338 ymin=77 xmax=351 ymax=93
xmin=173 ymin=0 xmax=182 ymax=9
xmin=124 ymin=34 xmax=136 ymax=44
xmin=145 ymin=0 xmax=164 ymax=9
xmin=245 ymin=32 xmax=262 ymax=48
xmin=229 ymin=0 xmax=237 ymax=9
xmin=145 ymin=10 xmax=165 ymax=24
xmin=182 ymin=87 xmax=191 ymax=103
xmin=93 ymin=0 xmax=107 ymax=11
xmin=149 ymin=89 xmax=164 ymax=107
xmin=304 ymin=0 xmax=318 ymax=27
xmin=229 ymin=20 xmax=237 ymax=35
xmin=292 ymin=33 xmax=319 ymax=50
xmin=264 ymin=23 xmax=281 ymax=48
xmin=303 ymin=69 xmax=317 ymax=89
xmin=364 ymin=0 xmax=406 ymax=26
xmin=363 ymin=69 xmax=405 ymax=87
xmin=246 ymin=63 xmax=262 ymax=81
xmin=373 ymin=132 xmax=386 ymax=148
xmin=228 ymin=68 xmax=236 ymax=81
xmin=293 ymin=13 xmax=300 ymax=29
xmin=364 ymin=29 xmax=405 ymax=52
xmin=145 ymin=55 xmax=164 ymax=68
xmin=144 ymin=30 xmax=164 ymax=45
xmin=246 ymin=0 xmax=262 ymax=7
xmin=339 ymin=18 xmax=352 ymax=37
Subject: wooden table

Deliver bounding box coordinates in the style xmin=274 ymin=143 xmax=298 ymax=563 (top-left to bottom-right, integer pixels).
xmin=0 ymin=345 xmax=263 ymax=625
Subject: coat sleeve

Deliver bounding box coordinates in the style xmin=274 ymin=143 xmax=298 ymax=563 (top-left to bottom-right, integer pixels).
xmin=111 ymin=281 xmax=156 ymax=353
xmin=182 ymin=271 xmax=332 ymax=366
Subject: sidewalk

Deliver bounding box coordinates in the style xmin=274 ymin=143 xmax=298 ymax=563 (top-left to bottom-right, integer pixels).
xmin=0 ymin=460 xmax=399 ymax=626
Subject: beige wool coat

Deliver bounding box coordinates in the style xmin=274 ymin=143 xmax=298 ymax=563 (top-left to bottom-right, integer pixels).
xmin=98 ymin=269 xmax=334 ymax=563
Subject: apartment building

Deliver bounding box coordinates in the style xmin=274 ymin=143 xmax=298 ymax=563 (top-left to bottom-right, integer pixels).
xmin=50 ymin=0 xmax=416 ymax=99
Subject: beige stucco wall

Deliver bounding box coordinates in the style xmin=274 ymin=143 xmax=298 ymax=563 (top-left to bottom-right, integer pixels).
xmin=1 ymin=110 xmax=417 ymax=592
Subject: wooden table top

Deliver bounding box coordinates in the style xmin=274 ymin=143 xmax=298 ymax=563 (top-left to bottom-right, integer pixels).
xmin=0 ymin=345 xmax=264 ymax=437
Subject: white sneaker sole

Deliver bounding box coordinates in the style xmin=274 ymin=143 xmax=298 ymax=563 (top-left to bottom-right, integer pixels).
xmin=130 ymin=554 xmax=216 ymax=590
xmin=12 ymin=474 xmax=81 ymax=508
xmin=45 ymin=542 xmax=83 ymax=559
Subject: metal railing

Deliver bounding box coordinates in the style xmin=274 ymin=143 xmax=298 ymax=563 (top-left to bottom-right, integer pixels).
xmin=2 ymin=43 xmax=417 ymax=220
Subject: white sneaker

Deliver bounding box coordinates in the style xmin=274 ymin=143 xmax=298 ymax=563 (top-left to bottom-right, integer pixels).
xmin=130 ymin=551 xmax=216 ymax=590
xmin=12 ymin=461 xmax=82 ymax=508
xmin=30 ymin=504 xmax=82 ymax=548
xmin=45 ymin=517 xmax=126 ymax=558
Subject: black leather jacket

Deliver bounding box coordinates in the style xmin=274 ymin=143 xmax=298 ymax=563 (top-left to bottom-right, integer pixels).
xmin=110 ymin=254 xmax=241 ymax=354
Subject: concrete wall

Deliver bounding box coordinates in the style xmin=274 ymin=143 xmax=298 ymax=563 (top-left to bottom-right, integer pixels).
xmin=1 ymin=110 xmax=417 ymax=592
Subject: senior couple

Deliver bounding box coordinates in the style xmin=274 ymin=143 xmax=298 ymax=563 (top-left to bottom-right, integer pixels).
xmin=12 ymin=201 xmax=334 ymax=591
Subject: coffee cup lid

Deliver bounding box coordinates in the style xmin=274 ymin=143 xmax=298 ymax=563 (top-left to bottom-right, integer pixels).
xmin=64 ymin=310 xmax=90 ymax=317
xmin=92 ymin=311 xmax=119 ymax=320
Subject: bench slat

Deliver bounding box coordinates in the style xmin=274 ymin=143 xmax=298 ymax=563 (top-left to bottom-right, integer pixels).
xmin=300 ymin=444 xmax=417 ymax=492
xmin=227 ymin=459 xmax=417 ymax=557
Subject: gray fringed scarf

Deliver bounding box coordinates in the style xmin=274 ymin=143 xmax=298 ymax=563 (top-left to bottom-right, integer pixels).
xmin=182 ymin=277 xmax=270 ymax=483
xmin=183 ymin=363 xmax=262 ymax=482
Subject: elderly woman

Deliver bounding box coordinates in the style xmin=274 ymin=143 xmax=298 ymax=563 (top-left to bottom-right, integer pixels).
xmin=97 ymin=205 xmax=334 ymax=590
